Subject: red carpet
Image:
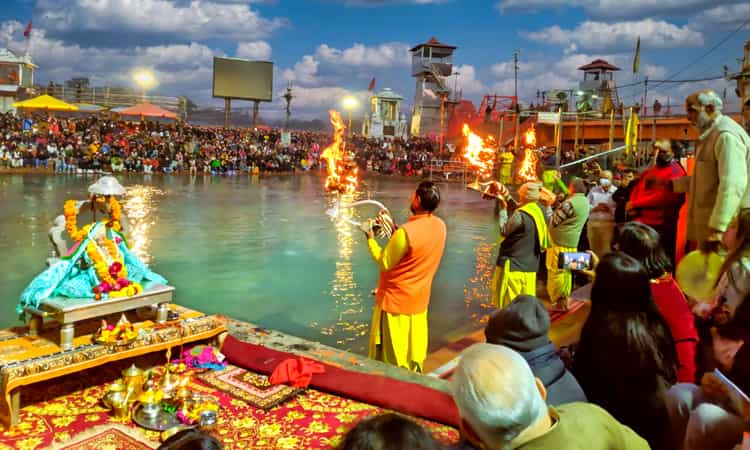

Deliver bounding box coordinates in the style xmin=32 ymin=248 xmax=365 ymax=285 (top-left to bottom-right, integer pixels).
xmin=221 ymin=335 xmax=462 ymax=428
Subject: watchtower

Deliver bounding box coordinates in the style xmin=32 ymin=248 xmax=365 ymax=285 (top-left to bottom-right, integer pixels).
xmin=578 ymin=59 xmax=620 ymax=112
xmin=410 ymin=37 xmax=456 ymax=137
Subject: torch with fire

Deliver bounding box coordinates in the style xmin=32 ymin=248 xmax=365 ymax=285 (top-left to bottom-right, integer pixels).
xmin=462 ymin=124 xmax=512 ymax=204
xmin=320 ymin=110 xmax=395 ymax=239
xmin=515 ymin=125 xmax=556 ymax=206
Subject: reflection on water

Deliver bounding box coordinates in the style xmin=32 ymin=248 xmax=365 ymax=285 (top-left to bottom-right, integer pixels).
xmin=122 ymin=185 xmax=163 ymax=264
xmin=0 ymin=174 xmax=498 ymax=354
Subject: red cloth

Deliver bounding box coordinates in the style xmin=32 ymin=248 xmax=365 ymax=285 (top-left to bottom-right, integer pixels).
xmin=270 ymin=357 xmax=325 ymax=388
xmin=221 ymin=335 xmax=461 ymax=428
xmin=629 ymin=161 xmax=686 ymax=226
xmin=651 ymin=275 xmax=699 ymax=383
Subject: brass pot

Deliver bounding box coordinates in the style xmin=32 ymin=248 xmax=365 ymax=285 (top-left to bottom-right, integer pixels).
xmin=122 ymin=364 xmax=144 ymax=394
xmin=102 ymin=382 xmax=127 ymax=409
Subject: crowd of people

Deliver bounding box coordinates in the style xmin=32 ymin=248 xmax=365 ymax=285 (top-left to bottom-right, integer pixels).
xmin=0 ymin=113 xmax=438 ymax=177
xmin=350 ymin=89 xmax=750 ymax=450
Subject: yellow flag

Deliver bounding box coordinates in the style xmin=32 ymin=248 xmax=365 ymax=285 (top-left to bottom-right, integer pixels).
xmin=625 ymin=108 xmax=639 ymax=156
xmin=633 ymin=36 xmax=641 ymax=75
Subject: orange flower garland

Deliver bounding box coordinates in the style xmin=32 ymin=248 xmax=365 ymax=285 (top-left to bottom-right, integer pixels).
xmin=63 ymin=196 xmax=141 ymax=299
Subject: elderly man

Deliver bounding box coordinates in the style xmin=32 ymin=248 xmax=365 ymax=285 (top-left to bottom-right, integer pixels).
xmin=673 ymin=89 xmax=750 ymax=251
xmin=546 ymin=178 xmax=590 ymax=310
xmin=587 ymin=170 xmax=617 ymax=257
xmin=451 ymin=343 xmax=649 ymax=450
xmin=490 ymin=182 xmax=550 ymax=309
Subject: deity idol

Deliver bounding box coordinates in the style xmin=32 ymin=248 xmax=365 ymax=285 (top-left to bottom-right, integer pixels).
xmin=17 ymin=176 xmax=167 ymax=318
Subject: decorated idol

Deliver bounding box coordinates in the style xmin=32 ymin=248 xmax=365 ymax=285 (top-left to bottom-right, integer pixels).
xmin=17 ymin=176 xmax=167 ymax=318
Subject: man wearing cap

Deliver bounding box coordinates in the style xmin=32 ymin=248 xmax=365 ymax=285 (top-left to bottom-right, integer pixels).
xmin=360 ymin=181 xmax=447 ymax=372
xmin=485 ymin=295 xmax=586 ymax=405
xmin=490 ymin=182 xmax=550 ymax=309
xmin=627 ymin=139 xmax=686 ymax=262
xmin=672 ymin=89 xmax=750 ymax=251
xmin=546 ymin=178 xmax=590 ymax=310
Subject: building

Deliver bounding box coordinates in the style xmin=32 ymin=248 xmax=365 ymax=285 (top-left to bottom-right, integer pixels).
xmin=410 ymin=37 xmax=456 ymax=137
xmin=577 ymin=59 xmax=620 ymax=113
xmin=362 ymin=88 xmax=407 ymax=139
xmin=0 ymin=48 xmax=36 ymax=113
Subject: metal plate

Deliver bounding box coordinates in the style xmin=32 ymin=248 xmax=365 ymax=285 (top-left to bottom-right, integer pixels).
xmin=132 ymin=405 xmax=181 ymax=431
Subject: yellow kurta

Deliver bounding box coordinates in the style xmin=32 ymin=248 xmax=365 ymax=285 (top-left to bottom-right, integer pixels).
xmin=366 ymin=229 xmax=429 ymax=372
xmin=545 ymin=244 xmax=577 ymax=304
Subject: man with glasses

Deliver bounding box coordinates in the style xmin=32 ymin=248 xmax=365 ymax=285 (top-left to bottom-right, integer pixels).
xmin=672 ymin=90 xmax=750 ymax=252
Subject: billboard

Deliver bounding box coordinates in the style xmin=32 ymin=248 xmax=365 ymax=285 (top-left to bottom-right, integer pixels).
xmin=212 ymin=57 xmax=273 ymax=102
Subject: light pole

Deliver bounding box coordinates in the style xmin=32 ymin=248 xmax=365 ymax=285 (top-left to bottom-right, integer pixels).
xmin=132 ymin=69 xmax=157 ymax=103
xmin=342 ymin=95 xmax=358 ymax=136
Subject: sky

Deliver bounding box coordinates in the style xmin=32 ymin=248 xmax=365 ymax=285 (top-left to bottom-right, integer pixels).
xmin=0 ymin=0 xmax=748 ymax=120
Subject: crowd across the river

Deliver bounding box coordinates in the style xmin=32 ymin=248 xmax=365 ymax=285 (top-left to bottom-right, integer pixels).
xmin=0 ymin=113 xmax=437 ymax=177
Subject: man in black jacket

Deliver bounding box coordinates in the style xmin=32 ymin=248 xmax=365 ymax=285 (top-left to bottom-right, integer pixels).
xmin=484 ymin=294 xmax=587 ymax=406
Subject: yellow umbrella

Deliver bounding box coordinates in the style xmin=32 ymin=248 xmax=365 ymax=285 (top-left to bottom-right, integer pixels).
xmin=13 ymin=94 xmax=79 ymax=111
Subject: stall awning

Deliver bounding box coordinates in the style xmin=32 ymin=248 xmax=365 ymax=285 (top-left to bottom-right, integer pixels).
xmin=12 ymin=95 xmax=79 ymax=111
xmin=118 ymin=102 xmax=177 ymax=119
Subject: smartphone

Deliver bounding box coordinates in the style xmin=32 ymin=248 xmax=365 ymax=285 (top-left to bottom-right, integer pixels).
xmin=558 ymin=252 xmax=592 ymax=270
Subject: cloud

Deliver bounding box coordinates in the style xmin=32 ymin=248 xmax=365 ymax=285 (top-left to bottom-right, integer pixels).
xmin=452 ymin=64 xmax=486 ymax=95
xmin=236 ymin=41 xmax=272 ymax=60
xmin=342 ymin=0 xmax=450 ymax=5
xmin=315 ymin=43 xmax=410 ymax=67
xmin=688 ymin=4 xmax=750 ymax=29
xmin=35 ymin=0 xmax=287 ymax=43
xmin=522 ymin=19 xmax=703 ymax=52
xmin=281 ymin=55 xmax=320 ymax=85
xmin=496 ymin=0 xmax=744 ymax=20
xmin=489 ymin=60 xmax=538 ymax=78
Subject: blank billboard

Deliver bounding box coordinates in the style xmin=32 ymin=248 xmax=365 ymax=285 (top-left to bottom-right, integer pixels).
xmin=212 ymin=57 xmax=273 ymax=101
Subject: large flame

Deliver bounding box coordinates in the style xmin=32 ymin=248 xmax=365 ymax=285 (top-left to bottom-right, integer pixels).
xmin=320 ymin=110 xmax=358 ymax=194
xmin=516 ymin=126 xmax=539 ymax=183
xmin=462 ymin=124 xmax=495 ymax=180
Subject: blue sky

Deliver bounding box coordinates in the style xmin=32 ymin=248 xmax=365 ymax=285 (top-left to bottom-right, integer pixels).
xmin=1 ymin=0 xmax=747 ymax=119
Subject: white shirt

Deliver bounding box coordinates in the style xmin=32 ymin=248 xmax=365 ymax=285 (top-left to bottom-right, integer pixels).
xmin=587 ymin=185 xmax=617 ymax=222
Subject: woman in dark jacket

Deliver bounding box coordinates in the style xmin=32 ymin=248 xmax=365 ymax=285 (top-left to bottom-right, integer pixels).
xmin=573 ymin=252 xmax=678 ymax=449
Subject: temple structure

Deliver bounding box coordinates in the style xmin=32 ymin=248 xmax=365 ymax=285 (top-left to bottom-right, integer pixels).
xmin=362 ymin=88 xmax=407 ymax=139
xmin=0 ymin=48 xmax=36 ymax=113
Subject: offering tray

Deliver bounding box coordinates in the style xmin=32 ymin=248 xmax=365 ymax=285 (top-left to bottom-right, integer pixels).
xmin=132 ymin=404 xmax=181 ymax=431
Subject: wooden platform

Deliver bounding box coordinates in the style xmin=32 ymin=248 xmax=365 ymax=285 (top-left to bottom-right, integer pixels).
xmin=0 ymin=304 xmax=227 ymax=428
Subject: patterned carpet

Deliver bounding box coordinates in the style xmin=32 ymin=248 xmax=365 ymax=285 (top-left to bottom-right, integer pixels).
xmin=0 ymin=357 xmax=459 ymax=449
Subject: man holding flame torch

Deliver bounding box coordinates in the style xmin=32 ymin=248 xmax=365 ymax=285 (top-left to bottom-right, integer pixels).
xmin=359 ymin=181 xmax=447 ymax=372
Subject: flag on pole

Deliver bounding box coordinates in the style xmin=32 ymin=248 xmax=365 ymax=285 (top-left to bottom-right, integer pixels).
xmin=368 ymin=77 xmax=376 ymax=92
xmin=625 ymin=107 xmax=639 ymax=157
xmin=23 ymin=20 xmax=32 ymax=38
xmin=632 ymin=36 xmax=640 ymax=75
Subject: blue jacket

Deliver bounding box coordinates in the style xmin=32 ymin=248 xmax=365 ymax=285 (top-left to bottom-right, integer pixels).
xmin=520 ymin=343 xmax=587 ymax=406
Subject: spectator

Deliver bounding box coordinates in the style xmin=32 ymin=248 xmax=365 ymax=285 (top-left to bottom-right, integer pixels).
xmin=586 ymin=170 xmax=617 ymax=257
xmin=339 ymin=413 xmax=444 ymax=450
xmin=451 ymin=343 xmax=649 ymax=450
xmin=484 ymin=294 xmax=587 ymax=406
xmin=613 ymin=222 xmax=699 ymax=383
xmin=573 ymin=252 xmax=678 ymax=449
xmin=627 ymin=139 xmax=686 ymax=263
xmin=613 ymin=168 xmax=638 ymax=224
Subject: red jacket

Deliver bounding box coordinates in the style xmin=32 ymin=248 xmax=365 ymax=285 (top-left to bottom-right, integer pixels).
xmin=651 ymin=275 xmax=698 ymax=383
xmin=629 ymin=161 xmax=686 ymax=226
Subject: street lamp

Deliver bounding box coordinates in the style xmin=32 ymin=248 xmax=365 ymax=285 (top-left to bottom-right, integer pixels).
xmin=132 ymin=69 xmax=157 ymax=102
xmin=342 ymin=95 xmax=358 ymax=135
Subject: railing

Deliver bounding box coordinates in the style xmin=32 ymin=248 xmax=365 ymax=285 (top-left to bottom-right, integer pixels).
xmin=33 ymin=85 xmax=187 ymax=118
xmin=428 ymin=159 xmax=469 ymax=183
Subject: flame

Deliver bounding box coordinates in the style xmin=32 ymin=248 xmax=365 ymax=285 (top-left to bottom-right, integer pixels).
xmin=320 ymin=110 xmax=358 ymax=194
xmin=516 ymin=126 xmax=539 ymax=183
xmin=462 ymin=124 xmax=495 ymax=180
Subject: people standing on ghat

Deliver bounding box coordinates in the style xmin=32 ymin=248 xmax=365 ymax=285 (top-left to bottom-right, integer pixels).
xmin=490 ymin=182 xmax=551 ymax=309
xmin=672 ymin=89 xmax=750 ymax=252
xmin=360 ymin=181 xmax=446 ymax=373
xmin=545 ymin=178 xmax=590 ymax=311
xmin=613 ymin=168 xmax=637 ymax=224
xmin=450 ymin=343 xmax=650 ymax=450
xmin=627 ymin=138 xmax=687 ymax=263
xmin=586 ymin=170 xmax=617 ymax=258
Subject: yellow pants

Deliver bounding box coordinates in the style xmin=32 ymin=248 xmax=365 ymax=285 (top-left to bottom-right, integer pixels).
xmin=546 ymin=245 xmax=577 ymax=303
xmin=368 ymin=304 xmax=428 ymax=373
xmin=490 ymin=259 xmax=537 ymax=309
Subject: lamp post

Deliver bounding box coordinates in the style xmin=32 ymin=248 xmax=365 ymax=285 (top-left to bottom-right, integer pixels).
xmin=132 ymin=69 xmax=157 ymax=103
xmin=342 ymin=95 xmax=358 ymax=136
